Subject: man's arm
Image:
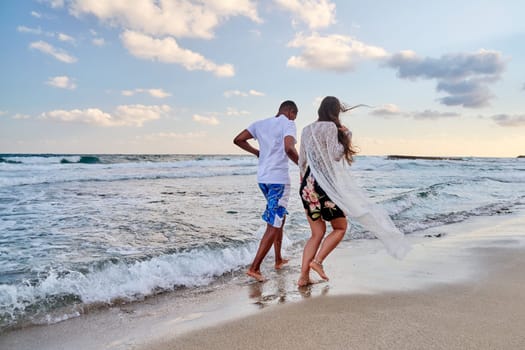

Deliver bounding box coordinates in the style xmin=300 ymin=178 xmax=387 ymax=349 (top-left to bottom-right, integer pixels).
xmin=284 ymin=135 xmax=298 ymax=165
xmin=233 ymin=129 xmax=259 ymax=157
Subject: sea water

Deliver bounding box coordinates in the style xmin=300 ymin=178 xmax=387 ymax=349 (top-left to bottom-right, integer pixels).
xmin=0 ymin=154 xmax=524 ymax=331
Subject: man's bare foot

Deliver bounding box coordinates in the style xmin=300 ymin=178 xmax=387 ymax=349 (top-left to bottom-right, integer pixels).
xmin=275 ymin=258 xmax=289 ymax=270
xmin=309 ymin=259 xmax=329 ymax=281
xmin=246 ymin=270 xmax=266 ymax=282
xmin=297 ymin=274 xmax=311 ymax=287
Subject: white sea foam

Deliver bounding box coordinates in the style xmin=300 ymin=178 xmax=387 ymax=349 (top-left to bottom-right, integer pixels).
xmin=0 ymin=242 xmax=260 ymax=327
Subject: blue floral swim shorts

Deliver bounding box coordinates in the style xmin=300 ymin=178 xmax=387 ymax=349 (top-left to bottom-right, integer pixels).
xmin=258 ymin=183 xmax=290 ymax=228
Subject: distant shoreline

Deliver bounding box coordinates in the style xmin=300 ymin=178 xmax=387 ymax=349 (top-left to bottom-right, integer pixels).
xmin=387 ymin=155 xmax=464 ymax=161
xmin=1 ymin=153 xmax=523 ymax=159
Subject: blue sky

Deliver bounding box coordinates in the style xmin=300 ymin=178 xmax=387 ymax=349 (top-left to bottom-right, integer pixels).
xmin=1 ymin=0 xmax=524 ymax=156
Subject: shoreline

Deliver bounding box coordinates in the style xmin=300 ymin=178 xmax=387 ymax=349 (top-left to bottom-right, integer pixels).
xmin=387 ymin=154 xmax=464 ymax=160
xmin=150 ymin=247 xmax=525 ymax=350
xmin=2 ymin=209 xmax=525 ymax=349
xmin=146 ymin=208 xmax=525 ymax=350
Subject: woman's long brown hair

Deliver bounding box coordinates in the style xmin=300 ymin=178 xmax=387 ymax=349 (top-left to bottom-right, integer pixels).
xmin=317 ymin=96 xmax=358 ymax=164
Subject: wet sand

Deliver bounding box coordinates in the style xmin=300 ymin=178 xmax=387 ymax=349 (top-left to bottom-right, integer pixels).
xmin=148 ymin=248 xmax=525 ymax=350
xmin=2 ymin=210 xmax=525 ymax=350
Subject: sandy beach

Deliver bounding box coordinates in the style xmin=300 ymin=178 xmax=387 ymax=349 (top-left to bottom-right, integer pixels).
xmin=149 ymin=250 xmax=525 ymax=350
xmin=147 ymin=209 xmax=525 ymax=350
xmin=2 ymin=208 xmax=525 ymax=350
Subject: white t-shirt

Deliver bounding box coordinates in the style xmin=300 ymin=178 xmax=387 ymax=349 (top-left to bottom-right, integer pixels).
xmin=247 ymin=114 xmax=297 ymax=184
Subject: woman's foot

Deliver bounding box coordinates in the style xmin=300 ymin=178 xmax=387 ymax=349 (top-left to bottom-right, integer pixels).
xmin=297 ymin=274 xmax=311 ymax=287
xmin=275 ymin=258 xmax=289 ymax=270
xmin=246 ymin=269 xmax=266 ymax=282
xmin=309 ymin=259 xmax=329 ymax=281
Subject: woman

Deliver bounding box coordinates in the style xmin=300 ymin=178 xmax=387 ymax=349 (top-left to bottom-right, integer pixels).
xmin=298 ymin=96 xmax=409 ymax=287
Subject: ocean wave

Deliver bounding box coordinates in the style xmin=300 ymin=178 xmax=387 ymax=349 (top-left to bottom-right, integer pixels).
xmin=0 ymin=241 xmax=262 ymax=331
xmin=0 ymin=168 xmax=259 ymax=188
xmin=480 ymin=176 xmax=525 ymax=184
xmin=60 ymin=156 xmax=101 ymax=164
xmin=383 ymin=181 xmax=461 ymax=216
xmin=0 ymin=154 xmax=255 ymax=166
xmin=0 ymin=154 xmax=80 ymax=165
xmin=395 ymin=199 xmax=522 ymax=234
xmin=0 ymin=157 xmax=22 ymax=164
xmin=0 ymin=157 xmax=258 ymax=187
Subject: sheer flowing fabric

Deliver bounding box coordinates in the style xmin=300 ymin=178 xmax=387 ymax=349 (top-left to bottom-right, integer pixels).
xmin=299 ymin=122 xmax=410 ymax=259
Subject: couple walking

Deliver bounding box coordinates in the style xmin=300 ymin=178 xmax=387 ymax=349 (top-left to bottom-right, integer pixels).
xmin=233 ymin=97 xmax=409 ymax=286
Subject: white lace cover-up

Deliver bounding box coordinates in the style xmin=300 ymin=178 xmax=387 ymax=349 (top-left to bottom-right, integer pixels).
xmin=299 ymin=121 xmax=410 ymax=259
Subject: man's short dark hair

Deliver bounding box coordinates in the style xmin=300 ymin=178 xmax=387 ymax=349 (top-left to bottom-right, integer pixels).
xmin=279 ymin=100 xmax=298 ymax=113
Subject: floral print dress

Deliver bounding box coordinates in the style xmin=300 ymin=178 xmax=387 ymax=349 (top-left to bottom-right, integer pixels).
xmin=300 ymin=167 xmax=345 ymax=221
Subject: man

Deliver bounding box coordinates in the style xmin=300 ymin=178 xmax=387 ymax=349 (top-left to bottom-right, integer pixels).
xmin=233 ymin=100 xmax=299 ymax=282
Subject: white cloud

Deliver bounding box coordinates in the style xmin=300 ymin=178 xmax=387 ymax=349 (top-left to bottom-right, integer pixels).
xmin=63 ymin=1 xmax=259 ymax=77
xmin=192 ymin=114 xmax=219 ymax=125
xmin=0 ymin=110 xmax=7 ymax=116
xmin=226 ymin=107 xmax=250 ymax=116
xmin=121 ymin=30 xmax=234 ymax=77
xmin=287 ymin=33 xmax=387 ymax=72
xmin=13 ymin=113 xmax=32 ymax=120
xmin=31 ymin=11 xmax=42 ymax=18
xmin=148 ymin=89 xmax=171 ymax=98
xmin=224 ymin=90 xmax=246 ymax=97
xmin=370 ymin=104 xmax=402 ymax=116
xmin=57 ymin=32 xmax=75 ymax=44
xmin=274 ymin=0 xmax=336 ymax=29
xmin=46 ymin=75 xmax=77 ymax=89
xmin=41 ymin=104 xmax=170 ymax=127
xmin=386 ymin=49 xmax=506 ymax=108
xmin=68 ymin=0 xmax=261 ymax=39
xmin=45 ymin=0 xmax=65 ymax=8
xmin=121 ymin=88 xmax=171 ymax=98
xmin=370 ymin=105 xmax=461 ymax=120
xmin=92 ymin=37 xmax=105 ymax=46
xmin=412 ymin=110 xmax=460 ymax=120
xmin=29 ymin=40 xmax=77 ymax=63
xmin=18 ymin=26 xmax=73 ymax=43
xmin=248 ymin=89 xmax=265 ymax=96
xmin=17 ymin=26 xmax=44 ymax=35
xmin=491 ymin=114 xmax=525 ymax=127
xmin=224 ymin=89 xmax=265 ymax=97
xmin=142 ymin=131 xmax=207 ymax=140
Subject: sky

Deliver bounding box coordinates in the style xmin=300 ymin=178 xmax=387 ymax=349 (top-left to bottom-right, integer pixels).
xmin=1 ymin=0 xmax=524 ymax=157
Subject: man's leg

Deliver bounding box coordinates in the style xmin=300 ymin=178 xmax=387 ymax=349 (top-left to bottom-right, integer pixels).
xmin=247 ymin=183 xmax=289 ymax=281
xmin=247 ymin=224 xmax=279 ymax=281
xmin=273 ymin=216 xmax=289 ymax=269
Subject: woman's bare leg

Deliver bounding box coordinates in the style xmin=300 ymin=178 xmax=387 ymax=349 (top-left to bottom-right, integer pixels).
xmin=309 ymin=217 xmax=347 ymax=281
xmin=298 ymin=213 xmax=326 ymax=286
